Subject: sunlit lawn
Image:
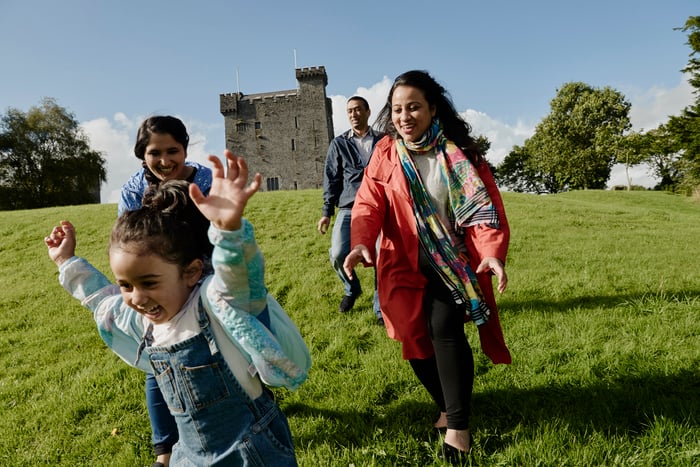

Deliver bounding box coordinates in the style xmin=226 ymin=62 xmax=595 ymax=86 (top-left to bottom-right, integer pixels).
xmin=0 ymin=189 xmax=698 ymax=466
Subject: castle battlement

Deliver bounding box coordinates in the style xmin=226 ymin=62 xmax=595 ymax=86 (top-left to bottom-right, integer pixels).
xmin=296 ymin=66 xmax=327 ymax=85
xmin=220 ymin=89 xmax=299 ymax=114
xmin=220 ymin=92 xmax=241 ymax=114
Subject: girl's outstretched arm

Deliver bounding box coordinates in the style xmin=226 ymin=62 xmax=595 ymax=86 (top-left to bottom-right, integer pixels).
xmin=189 ymin=150 xmax=262 ymax=231
xmin=45 ymin=221 xmax=149 ymax=372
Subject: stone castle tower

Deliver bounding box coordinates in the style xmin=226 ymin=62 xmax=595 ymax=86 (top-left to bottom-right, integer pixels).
xmin=219 ymin=66 xmax=334 ymax=191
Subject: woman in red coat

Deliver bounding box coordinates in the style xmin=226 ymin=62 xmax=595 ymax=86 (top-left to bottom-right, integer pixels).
xmin=344 ymin=70 xmax=511 ymax=462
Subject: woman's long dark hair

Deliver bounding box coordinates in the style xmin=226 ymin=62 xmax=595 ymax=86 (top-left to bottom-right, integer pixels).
xmin=110 ymin=180 xmax=210 ymax=268
xmin=374 ymin=70 xmax=483 ymax=164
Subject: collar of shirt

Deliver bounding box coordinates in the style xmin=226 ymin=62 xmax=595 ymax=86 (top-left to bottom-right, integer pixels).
xmin=343 ymin=127 xmax=375 ymax=140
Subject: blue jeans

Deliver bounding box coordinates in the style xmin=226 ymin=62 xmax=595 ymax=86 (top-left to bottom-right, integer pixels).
xmin=330 ymin=208 xmax=381 ymax=317
xmin=146 ymin=373 xmax=178 ymax=455
xmin=146 ymin=308 xmax=297 ymax=465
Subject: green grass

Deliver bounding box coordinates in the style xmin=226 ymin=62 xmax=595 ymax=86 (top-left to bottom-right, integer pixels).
xmin=1 ymin=190 xmax=698 ymax=466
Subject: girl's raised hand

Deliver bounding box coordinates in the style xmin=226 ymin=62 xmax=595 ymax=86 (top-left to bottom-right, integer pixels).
xmin=189 ymin=150 xmax=262 ymax=231
xmin=45 ymin=220 xmax=77 ymax=266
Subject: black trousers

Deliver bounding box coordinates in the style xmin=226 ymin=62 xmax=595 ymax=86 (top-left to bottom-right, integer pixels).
xmin=409 ymin=268 xmax=474 ymax=430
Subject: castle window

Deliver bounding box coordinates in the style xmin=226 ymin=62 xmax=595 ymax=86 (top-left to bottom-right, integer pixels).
xmin=294 ymin=116 xmax=299 ymax=128
xmin=291 ymin=139 xmax=296 ymax=151
xmin=255 ymin=121 xmax=261 ymax=129
xmin=266 ymin=177 xmax=279 ymax=191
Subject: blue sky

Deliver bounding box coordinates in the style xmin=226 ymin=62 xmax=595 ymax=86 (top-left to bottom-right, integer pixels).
xmin=0 ymin=0 xmax=696 ymax=201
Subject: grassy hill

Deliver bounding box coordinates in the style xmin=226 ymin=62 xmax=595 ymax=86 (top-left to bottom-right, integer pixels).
xmin=0 ymin=190 xmax=698 ymax=466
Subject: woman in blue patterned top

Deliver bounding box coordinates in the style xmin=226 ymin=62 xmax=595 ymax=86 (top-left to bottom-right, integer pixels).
xmin=118 ymin=115 xmax=214 ymax=466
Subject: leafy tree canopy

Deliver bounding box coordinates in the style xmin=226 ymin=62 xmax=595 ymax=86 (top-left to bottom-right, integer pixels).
xmin=625 ymin=126 xmax=683 ymax=190
xmin=525 ymin=82 xmax=631 ymax=191
xmin=666 ymin=16 xmax=700 ymax=194
xmin=0 ymin=98 xmax=106 ymax=210
xmin=497 ymin=82 xmax=631 ymax=192
xmin=496 ymin=145 xmax=559 ymax=193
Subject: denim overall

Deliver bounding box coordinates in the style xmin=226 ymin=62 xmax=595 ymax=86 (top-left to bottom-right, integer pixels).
xmin=143 ymin=304 xmax=298 ymax=466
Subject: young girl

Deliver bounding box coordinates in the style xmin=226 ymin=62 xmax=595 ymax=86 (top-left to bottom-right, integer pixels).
xmin=120 ymin=115 xmax=213 ymax=467
xmin=46 ymin=151 xmax=310 ymax=466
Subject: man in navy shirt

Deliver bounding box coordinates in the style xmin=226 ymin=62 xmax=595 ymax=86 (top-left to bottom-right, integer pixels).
xmin=317 ymin=96 xmax=384 ymax=324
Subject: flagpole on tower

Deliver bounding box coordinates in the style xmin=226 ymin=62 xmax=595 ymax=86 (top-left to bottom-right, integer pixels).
xmin=235 ymin=67 xmax=240 ymax=94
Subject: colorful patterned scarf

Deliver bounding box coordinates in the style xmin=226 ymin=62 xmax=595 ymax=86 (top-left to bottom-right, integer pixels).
xmin=396 ymin=119 xmax=499 ymax=325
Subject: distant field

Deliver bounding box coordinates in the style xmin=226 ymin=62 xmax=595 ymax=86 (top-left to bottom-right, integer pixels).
xmin=0 ymin=189 xmax=698 ymax=466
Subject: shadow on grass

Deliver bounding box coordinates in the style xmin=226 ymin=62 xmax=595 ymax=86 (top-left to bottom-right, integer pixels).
xmin=284 ymin=368 xmax=699 ymax=454
xmin=284 ymin=398 xmax=442 ymax=451
xmin=499 ymin=289 xmax=700 ymax=314
xmin=472 ymin=368 xmax=700 ymax=453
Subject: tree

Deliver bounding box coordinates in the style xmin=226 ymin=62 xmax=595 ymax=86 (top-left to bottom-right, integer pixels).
xmin=666 ymin=16 xmax=700 ymax=195
xmin=496 ymin=145 xmax=558 ymax=193
xmin=615 ymin=131 xmax=645 ymax=190
xmin=630 ymin=125 xmax=683 ymax=190
xmin=0 ymin=98 xmax=106 ymax=210
xmin=526 ymin=82 xmax=631 ymax=191
xmin=615 ymin=130 xmax=668 ymax=191
xmin=474 ymin=134 xmax=491 ymax=157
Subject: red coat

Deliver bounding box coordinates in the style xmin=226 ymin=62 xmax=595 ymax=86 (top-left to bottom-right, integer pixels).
xmin=351 ymin=136 xmax=511 ymax=364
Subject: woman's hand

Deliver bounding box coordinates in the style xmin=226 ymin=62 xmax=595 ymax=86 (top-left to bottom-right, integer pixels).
xmin=45 ymin=220 xmax=77 ymax=267
xmin=190 ymin=150 xmax=261 ymax=231
xmin=476 ymin=257 xmax=507 ymax=293
xmin=343 ymin=244 xmax=372 ymax=279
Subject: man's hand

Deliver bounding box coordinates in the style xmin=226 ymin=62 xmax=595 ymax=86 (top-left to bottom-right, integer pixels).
xmin=317 ymin=216 xmax=330 ymax=234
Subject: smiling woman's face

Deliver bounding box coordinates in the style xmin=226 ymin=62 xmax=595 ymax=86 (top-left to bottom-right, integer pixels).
xmin=391 ymin=85 xmax=436 ymax=143
xmin=143 ymin=132 xmax=188 ymax=181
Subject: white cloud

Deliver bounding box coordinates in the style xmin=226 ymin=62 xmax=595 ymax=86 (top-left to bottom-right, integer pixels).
xmin=84 ymin=75 xmax=694 ymax=204
xmin=465 ymin=110 xmax=534 ymax=166
xmin=80 ymin=115 xmax=133 ymax=204
xmin=628 ymin=74 xmax=694 ymax=132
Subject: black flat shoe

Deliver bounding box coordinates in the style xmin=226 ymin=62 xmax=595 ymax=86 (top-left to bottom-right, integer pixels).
xmin=441 ymin=433 xmax=473 ymax=465
xmin=441 ymin=442 xmax=469 ymax=464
